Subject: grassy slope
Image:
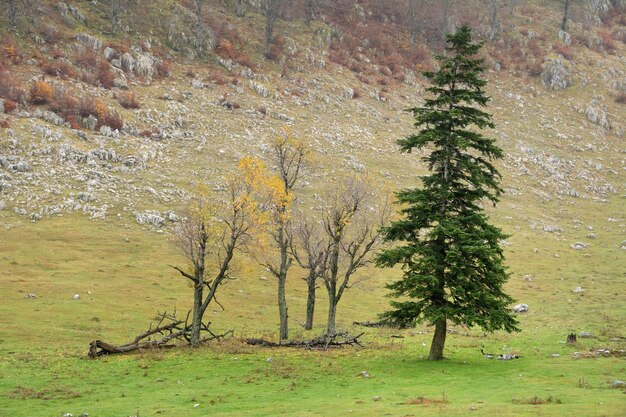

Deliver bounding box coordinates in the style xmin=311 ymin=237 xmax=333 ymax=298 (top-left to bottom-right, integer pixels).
xmin=1 ymin=1 xmax=625 ymax=416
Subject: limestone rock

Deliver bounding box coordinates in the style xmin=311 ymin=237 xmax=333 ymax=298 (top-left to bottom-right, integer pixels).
xmin=558 ymin=30 xmax=571 ymax=46
xmin=541 ymin=59 xmax=571 ymax=90
xmin=512 ymin=304 xmax=529 ymax=313
xmin=103 ymin=47 xmax=117 ymax=61
xmin=76 ymin=33 xmax=102 ymax=50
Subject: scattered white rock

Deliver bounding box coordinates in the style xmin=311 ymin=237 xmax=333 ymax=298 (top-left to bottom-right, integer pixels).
xmin=570 ymin=242 xmax=589 ymax=250
xmin=25 ymin=293 xmax=38 ymax=299
xmin=359 ymin=371 xmax=370 ymax=378
xmin=611 ymin=380 xmax=625 ymax=389
xmin=572 ymin=287 xmax=585 ymax=293
xmin=578 ymin=332 xmax=595 ymax=338
xmin=73 ymin=294 xmax=80 ymax=300
xmin=512 ymin=304 xmax=529 ymax=313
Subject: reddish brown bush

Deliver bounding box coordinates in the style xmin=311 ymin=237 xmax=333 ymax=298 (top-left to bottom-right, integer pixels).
xmin=352 ymin=89 xmax=361 ymax=99
xmin=0 ymin=71 xmax=26 ymax=103
xmin=50 ymin=85 xmax=79 ymax=118
xmin=42 ymin=59 xmax=76 ymax=79
xmin=50 ymin=47 xmax=65 ymax=59
xmin=29 ymin=80 xmax=54 ymax=105
xmin=97 ymin=61 xmax=114 ymax=89
xmin=553 ymin=44 xmax=574 ymax=61
xmin=266 ymin=35 xmax=286 ymax=62
xmin=527 ymin=61 xmax=543 ymax=77
xmin=73 ymin=48 xmax=99 ymax=69
xmin=3 ymin=99 xmax=17 ymax=113
xmin=40 ymin=24 xmax=63 ymax=44
xmin=102 ymin=110 xmax=124 ymax=130
xmin=117 ymin=91 xmax=140 ymax=109
xmin=0 ymin=119 xmax=9 ymax=128
xmin=599 ymin=30 xmax=618 ymax=54
xmin=185 ymin=68 xmax=197 ymax=78
xmin=80 ymin=70 xmax=99 ymax=87
xmin=79 ymin=96 xmax=107 ymax=119
xmin=209 ymin=73 xmax=228 ymax=85
xmin=216 ymin=39 xmax=236 ymax=60
xmin=615 ymin=93 xmax=626 ymax=104
xmin=155 ymin=60 xmax=171 ymax=78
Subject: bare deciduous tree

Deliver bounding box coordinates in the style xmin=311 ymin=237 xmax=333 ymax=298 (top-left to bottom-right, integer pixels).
xmin=170 ymin=173 xmax=263 ymax=348
xmin=260 ymin=132 xmax=308 ymax=341
xmin=319 ymin=177 xmax=391 ymax=335
xmin=262 ymin=0 xmax=283 ymax=56
xmin=289 ymin=213 xmax=328 ymax=330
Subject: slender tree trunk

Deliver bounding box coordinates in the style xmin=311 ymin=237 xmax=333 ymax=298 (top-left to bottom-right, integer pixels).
xmin=190 ymin=283 xmax=203 ymax=347
xmin=326 ymin=289 xmax=337 ymax=335
xmin=428 ymin=317 xmax=447 ymax=360
xmin=305 ymin=270 xmax=317 ymax=330
xmin=277 ymin=225 xmax=290 ymax=341
xmin=305 ymin=0 xmax=314 ymax=26
xmin=8 ymin=0 xmax=17 ymax=27
xmin=561 ymin=0 xmax=570 ymax=31
xmin=488 ymin=0 xmax=499 ymax=41
xmin=278 ymin=274 xmax=288 ymax=340
xmin=110 ymin=0 xmax=120 ymax=34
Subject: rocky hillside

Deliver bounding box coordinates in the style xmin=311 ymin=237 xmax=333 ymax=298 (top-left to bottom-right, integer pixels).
xmin=0 ymin=0 xmax=624 ymax=242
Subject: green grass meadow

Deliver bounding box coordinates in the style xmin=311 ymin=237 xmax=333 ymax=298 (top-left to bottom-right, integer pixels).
xmin=0 ymin=199 xmax=624 ymax=416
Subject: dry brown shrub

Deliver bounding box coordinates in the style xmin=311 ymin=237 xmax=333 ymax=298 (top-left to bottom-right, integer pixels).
xmin=0 ymin=119 xmax=9 ymax=128
xmin=117 ymin=91 xmax=140 ymax=109
xmin=615 ymin=93 xmax=626 ymax=104
xmin=209 ymin=73 xmax=228 ymax=85
xmin=552 ymin=44 xmax=574 ymax=61
xmin=97 ymin=61 xmax=114 ymax=89
xmin=29 ymin=80 xmax=54 ymax=105
xmin=42 ymin=59 xmax=76 ymax=79
xmin=526 ymin=61 xmax=543 ymax=77
xmin=80 ymin=70 xmax=99 ymax=87
xmin=102 ymin=110 xmax=124 ymax=130
xmin=0 ymin=71 xmax=26 ymax=103
xmin=1 ymin=40 xmax=22 ymax=65
xmin=155 ymin=60 xmax=171 ymax=78
xmin=73 ymin=48 xmax=99 ymax=69
xmin=50 ymin=85 xmax=79 ymax=118
xmin=266 ymin=35 xmax=285 ymax=62
xmin=3 ymin=99 xmax=17 ymax=113
xmin=79 ymin=96 xmax=107 ymax=120
xmin=40 ymin=24 xmax=63 ymax=44
xmin=599 ymin=30 xmax=618 ymax=54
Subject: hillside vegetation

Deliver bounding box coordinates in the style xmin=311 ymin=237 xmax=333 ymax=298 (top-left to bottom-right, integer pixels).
xmin=0 ymin=1 xmax=625 ymax=416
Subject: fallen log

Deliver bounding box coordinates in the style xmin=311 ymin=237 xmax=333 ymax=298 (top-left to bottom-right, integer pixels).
xmin=88 ymin=311 xmax=233 ymax=358
xmin=245 ymin=332 xmax=365 ymax=350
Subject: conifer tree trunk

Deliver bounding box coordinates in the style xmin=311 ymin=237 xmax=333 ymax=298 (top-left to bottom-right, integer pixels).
xmin=428 ymin=318 xmax=447 ymax=360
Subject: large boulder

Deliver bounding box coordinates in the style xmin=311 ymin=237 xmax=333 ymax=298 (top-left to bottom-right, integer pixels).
xmin=541 ymin=58 xmax=571 ymax=90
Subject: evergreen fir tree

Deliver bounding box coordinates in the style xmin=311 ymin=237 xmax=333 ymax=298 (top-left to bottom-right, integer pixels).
xmin=376 ymin=25 xmax=520 ymax=361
